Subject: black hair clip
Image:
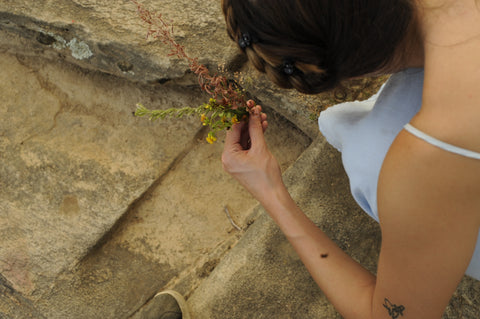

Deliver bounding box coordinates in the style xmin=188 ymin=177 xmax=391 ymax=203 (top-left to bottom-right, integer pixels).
xmin=283 ymin=59 xmax=295 ymax=76
xmin=238 ymin=32 xmax=252 ymax=49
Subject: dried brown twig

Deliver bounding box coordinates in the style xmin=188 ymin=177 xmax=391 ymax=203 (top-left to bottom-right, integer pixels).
xmin=131 ymin=0 xmax=250 ymax=143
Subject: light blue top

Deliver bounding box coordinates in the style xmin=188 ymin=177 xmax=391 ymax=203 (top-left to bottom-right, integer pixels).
xmin=318 ymin=68 xmax=480 ymax=280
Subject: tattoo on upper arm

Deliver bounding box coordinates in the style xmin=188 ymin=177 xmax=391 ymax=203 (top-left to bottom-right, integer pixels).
xmin=383 ymin=298 xmax=405 ymax=318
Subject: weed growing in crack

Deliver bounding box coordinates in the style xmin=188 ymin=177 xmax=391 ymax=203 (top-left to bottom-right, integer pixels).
xmin=131 ymin=0 xmax=251 ymax=143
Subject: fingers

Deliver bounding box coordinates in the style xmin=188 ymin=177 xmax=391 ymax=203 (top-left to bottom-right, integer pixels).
xmin=225 ymin=100 xmax=267 ymax=151
xmin=247 ymin=100 xmax=268 ymax=129
xmin=248 ymin=105 xmax=267 ymax=150
xmin=262 ymin=120 xmax=268 ymax=133
xmin=261 ymin=112 xmax=268 ymax=133
xmin=261 ymin=112 xmax=267 ymax=122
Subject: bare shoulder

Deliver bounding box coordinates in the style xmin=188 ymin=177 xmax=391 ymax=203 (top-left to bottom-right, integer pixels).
xmin=373 ymin=125 xmax=480 ymax=317
xmin=413 ymin=0 xmax=480 ymax=153
xmin=378 ymin=129 xmax=480 ymax=225
xmin=382 ymin=0 xmax=480 ymax=235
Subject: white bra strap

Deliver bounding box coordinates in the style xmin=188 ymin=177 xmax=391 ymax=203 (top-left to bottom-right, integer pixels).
xmin=403 ymin=123 xmax=480 ymax=160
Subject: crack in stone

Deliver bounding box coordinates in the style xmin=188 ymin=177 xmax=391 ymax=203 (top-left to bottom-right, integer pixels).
xmin=14 ymin=54 xmax=67 ymax=145
xmin=19 ymin=103 xmax=66 ymax=146
xmin=76 ymin=125 xmax=209 ymax=266
xmin=0 ymin=273 xmax=46 ymax=318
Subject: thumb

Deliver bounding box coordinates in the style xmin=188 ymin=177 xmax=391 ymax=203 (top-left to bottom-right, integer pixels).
xmin=248 ymin=106 xmax=266 ymax=149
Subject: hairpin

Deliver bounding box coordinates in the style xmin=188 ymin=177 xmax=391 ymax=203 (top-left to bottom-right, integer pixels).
xmin=238 ymin=32 xmax=252 ymax=49
xmin=283 ymin=59 xmax=295 ymax=75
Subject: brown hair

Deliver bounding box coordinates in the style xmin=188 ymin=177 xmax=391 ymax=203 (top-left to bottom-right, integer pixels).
xmin=222 ymin=0 xmax=415 ymax=94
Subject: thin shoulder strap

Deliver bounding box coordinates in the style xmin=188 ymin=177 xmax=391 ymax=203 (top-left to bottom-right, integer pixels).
xmin=404 ymin=123 xmax=480 ymax=160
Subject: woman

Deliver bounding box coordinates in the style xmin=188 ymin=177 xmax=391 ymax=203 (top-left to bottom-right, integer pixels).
xmin=221 ymin=0 xmax=480 ymax=318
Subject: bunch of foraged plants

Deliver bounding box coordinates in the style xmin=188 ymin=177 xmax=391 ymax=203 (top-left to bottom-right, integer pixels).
xmin=131 ymin=0 xmax=250 ymax=143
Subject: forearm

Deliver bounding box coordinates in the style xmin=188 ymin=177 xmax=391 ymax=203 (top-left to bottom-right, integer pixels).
xmin=261 ymin=184 xmax=376 ymax=319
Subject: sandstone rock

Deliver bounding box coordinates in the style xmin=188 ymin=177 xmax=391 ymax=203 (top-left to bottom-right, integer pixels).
xmin=0 ymin=20 xmax=312 ymax=318
xmin=0 ymin=52 xmax=203 ymax=301
xmin=0 ymin=0 xmax=238 ymax=83
xmin=30 ymin=87 xmax=311 ymax=319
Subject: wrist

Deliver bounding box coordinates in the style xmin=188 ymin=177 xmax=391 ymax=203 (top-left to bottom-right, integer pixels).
xmin=258 ymin=181 xmax=304 ymax=227
xmin=254 ymin=174 xmax=288 ymax=206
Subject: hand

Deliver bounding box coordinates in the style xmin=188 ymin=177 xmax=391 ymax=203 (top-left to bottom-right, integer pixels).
xmin=222 ymin=101 xmax=284 ymax=203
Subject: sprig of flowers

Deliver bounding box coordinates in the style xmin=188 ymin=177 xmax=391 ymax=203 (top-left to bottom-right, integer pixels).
xmin=131 ymin=0 xmax=250 ymax=143
xmin=135 ymin=98 xmax=249 ymax=143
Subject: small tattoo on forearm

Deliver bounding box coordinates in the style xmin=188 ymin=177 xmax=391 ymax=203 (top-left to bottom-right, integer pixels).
xmin=383 ymin=298 xmax=405 ymax=318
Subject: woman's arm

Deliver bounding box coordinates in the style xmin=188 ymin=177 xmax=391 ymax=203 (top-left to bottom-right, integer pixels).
xmin=375 ymin=128 xmax=480 ymax=318
xmin=251 ymin=178 xmax=378 ymax=318
xmin=222 ymin=105 xmax=376 ymax=317
xmin=222 ymin=104 xmax=480 ymax=318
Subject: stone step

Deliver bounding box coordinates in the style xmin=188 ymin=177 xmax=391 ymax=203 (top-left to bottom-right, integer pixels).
xmin=0 ymin=2 xmax=314 ymax=317
xmin=0 ymin=50 xmax=202 ymax=316
xmin=0 ymin=45 xmax=311 ymax=318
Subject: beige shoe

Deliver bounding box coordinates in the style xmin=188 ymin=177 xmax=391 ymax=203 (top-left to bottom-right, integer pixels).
xmin=136 ymin=290 xmax=191 ymax=319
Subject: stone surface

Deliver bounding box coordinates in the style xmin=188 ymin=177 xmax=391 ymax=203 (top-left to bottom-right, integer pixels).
xmin=24 ymin=64 xmax=310 ymax=318
xmin=0 ymin=0 xmax=239 ymax=83
xmin=0 ymin=37 xmax=311 ymax=318
xmin=0 ymin=274 xmax=44 ymax=319
xmin=0 ymin=50 xmax=203 ymax=304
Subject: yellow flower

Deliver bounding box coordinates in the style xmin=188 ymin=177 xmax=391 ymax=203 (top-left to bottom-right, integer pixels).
xmin=201 ymin=114 xmax=207 ymax=123
xmin=231 ymin=115 xmax=238 ymax=124
xmin=206 ymin=132 xmax=217 ymax=144
xmin=205 ymin=98 xmax=216 ymax=110
xmin=206 ymin=136 xmax=217 ymax=144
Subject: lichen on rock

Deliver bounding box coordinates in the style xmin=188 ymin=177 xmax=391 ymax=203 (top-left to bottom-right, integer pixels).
xmin=66 ymin=37 xmax=93 ymax=60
